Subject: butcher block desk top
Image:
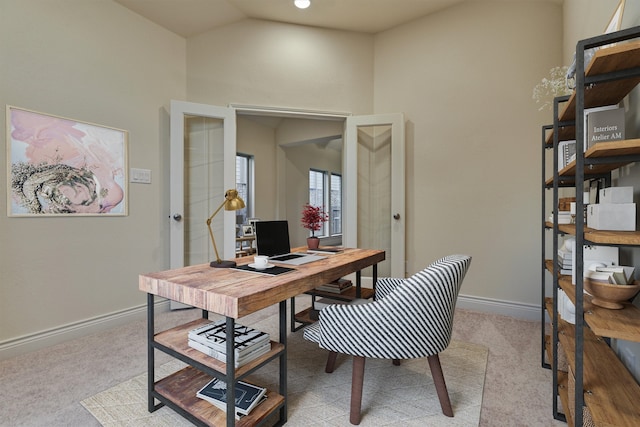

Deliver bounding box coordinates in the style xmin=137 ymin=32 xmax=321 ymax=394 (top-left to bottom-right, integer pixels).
xmin=139 ymin=248 xmax=385 ymax=319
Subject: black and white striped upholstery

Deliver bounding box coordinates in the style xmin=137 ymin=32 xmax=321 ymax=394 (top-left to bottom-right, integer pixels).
xmin=303 ymin=254 xmax=471 ymax=424
xmin=304 ymin=254 xmax=471 ymax=359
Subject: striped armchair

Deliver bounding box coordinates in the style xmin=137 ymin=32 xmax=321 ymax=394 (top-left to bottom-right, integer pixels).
xmin=303 ymin=254 xmax=472 ymax=425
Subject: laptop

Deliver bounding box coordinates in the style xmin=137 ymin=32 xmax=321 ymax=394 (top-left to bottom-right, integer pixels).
xmin=254 ymin=220 xmax=326 ymax=265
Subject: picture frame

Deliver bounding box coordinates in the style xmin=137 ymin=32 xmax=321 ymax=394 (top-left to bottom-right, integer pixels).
xmin=242 ymin=224 xmax=254 ymax=236
xmin=7 ymin=106 xmax=128 ymax=216
xmin=605 ymin=0 xmax=625 ymax=34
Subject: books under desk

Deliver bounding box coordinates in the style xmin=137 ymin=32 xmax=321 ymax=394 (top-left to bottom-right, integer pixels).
xmin=188 ymin=320 xmax=271 ymax=368
xmin=152 ymin=318 xmax=285 ymax=426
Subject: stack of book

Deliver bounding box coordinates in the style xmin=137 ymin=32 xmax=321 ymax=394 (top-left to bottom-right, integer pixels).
xmin=314 ymin=278 xmax=352 ymax=294
xmin=549 ymin=211 xmax=573 ymax=225
xmin=587 ymin=265 xmax=635 ymax=285
xmin=197 ymin=378 xmax=267 ymax=419
xmin=557 ymin=246 xmax=572 ymax=276
xmin=188 ymin=320 xmax=270 ymax=367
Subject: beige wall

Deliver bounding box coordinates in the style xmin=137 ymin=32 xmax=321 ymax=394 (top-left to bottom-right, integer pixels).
xmin=374 ymin=1 xmax=563 ymax=306
xmin=186 ymin=19 xmax=374 ymax=114
xmin=0 ymin=0 xmax=185 ymax=352
xmin=236 ymin=117 xmax=278 ymax=220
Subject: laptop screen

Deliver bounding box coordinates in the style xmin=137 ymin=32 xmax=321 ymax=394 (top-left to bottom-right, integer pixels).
xmin=255 ymin=220 xmax=291 ymax=257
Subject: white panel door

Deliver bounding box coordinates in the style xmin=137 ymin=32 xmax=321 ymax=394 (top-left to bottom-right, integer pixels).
xmin=344 ymin=113 xmax=405 ymax=278
xmin=169 ymin=101 xmax=236 ymax=309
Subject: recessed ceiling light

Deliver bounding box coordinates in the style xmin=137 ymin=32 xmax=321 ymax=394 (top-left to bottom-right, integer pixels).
xmin=294 ymin=0 xmax=311 ymax=9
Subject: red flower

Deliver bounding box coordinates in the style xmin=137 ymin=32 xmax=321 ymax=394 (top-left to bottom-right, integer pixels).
xmin=301 ymin=203 xmax=328 ymax=237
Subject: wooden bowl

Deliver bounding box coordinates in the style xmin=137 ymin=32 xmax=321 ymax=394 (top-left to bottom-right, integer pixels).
xmin=584 ymin=279 xmax=640 ymax=310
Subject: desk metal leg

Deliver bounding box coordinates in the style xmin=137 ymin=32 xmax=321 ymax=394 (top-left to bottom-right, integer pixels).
xmin=279 ymin=300 xmax=288 ymax=423
xmin=147 ymin=293 xmax=156 ymax=412
xmin=373 ymin=264 xmax=378 ymax=299
xmin=225 ymin=317 xmax=236 ymax=427
xmin=290 ymin=296 xmax=296 ymax=332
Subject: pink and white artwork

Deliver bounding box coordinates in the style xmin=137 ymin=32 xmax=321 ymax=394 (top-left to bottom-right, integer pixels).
xmin=7 ymin=106 xmax=128 ymax=216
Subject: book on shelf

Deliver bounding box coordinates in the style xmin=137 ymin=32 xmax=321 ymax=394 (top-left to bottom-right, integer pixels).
xmin=188 ymin=339 xmax=271 ymax=367
xmin=314 ymin=278 xmax=352 ymax=294
xmin=558 ymin=140 xmax=576 ymax=169
xmin=188 ymin=320 xmax=270 ymax=358
xmin=586 ymin=105 xmax=625 ymax=149
xmin=197 ymin=377 xmax=267 ymax=416
xmin=593 ymin=265 xmax=635 ymax=285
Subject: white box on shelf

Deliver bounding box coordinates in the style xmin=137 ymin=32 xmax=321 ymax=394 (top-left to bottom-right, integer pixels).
xmin=599 ymin=187 xmax=634 ymax=204
xmin=587 ymin=203 xmax=636 ymax=231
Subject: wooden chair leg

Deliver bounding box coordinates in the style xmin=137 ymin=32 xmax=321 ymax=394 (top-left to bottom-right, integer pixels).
xmin=428 ymin=354 xmax=453 ymax=417
xmin=350 ymin=356 xmax=366 ymax=425
xmin=325 ymin=351 xmax=338 ymax=373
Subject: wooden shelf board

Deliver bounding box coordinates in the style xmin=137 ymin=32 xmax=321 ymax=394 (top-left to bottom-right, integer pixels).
xmin=545 ymin=139 xmax=640 ymax=187
xmin=545 ymin=124 xmax=576 ymax=147
xmin=557 ymin=319 xmax=640 ymax=426
xmin=584 ymin=229 xmax=640 ymax=245
xmin=558 ymin=40 xmax=640 ymax=122
xmin=154 ymin=318 xmax=285 ymax=377
xmin=544 ymin=221 xmax=640 ymax=245
xmin=557 ymin=371 xmax=573 ymax=427
xmin=154 ymin=366 xmax=284 ymax=427
xmin=558 ymin=276 xmax=640 ymax=342
xmin=565 ymin=40 xmax=640 ymax=121
xmin=294 ymin=307 xmax=316 ymax=326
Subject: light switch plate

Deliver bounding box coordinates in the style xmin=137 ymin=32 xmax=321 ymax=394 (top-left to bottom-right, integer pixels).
xmin=130 ymin=168 xmax=151 ymax=184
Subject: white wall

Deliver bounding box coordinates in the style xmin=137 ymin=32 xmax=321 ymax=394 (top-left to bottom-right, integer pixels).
xmin=0 ymin=0 xmax=185 ymax=356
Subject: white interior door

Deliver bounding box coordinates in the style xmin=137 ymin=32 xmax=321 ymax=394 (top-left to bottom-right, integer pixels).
xmin=344 ymin=113 xmax=405 ymax=279
xmin=170 ymin=101 xmax=236 ymax=308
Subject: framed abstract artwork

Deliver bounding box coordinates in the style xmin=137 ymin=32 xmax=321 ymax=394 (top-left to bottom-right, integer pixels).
xmin=6 ymin=106 xmax=128 ymax=216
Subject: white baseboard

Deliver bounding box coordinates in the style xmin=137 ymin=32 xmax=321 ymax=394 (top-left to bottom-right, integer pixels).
xmin=0 ymin=299 xmax=171 ymax=361
xmin=0 ymin=293 xmax=542 ymax=361
xmin=457 ymin=294 xmax=541 ymax=322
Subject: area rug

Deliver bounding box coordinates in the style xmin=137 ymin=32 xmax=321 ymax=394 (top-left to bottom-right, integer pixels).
xmin=81 ymin=314 xmax=487 ymax=426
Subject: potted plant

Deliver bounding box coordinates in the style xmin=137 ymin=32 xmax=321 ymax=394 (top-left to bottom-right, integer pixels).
xmin=300 ymin=203 xmax=328 ymax=249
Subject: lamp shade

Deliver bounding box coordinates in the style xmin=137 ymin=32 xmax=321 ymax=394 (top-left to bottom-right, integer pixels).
xmin=223 ymin=189 xmax=245 ymax=211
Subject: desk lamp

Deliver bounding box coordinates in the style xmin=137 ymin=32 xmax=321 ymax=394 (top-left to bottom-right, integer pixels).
xmin=206 ymin=189 xmax=245 ymax=268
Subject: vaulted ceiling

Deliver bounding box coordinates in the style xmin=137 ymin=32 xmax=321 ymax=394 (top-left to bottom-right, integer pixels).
xmin=114 ymin=0 xmax=468 ymax=37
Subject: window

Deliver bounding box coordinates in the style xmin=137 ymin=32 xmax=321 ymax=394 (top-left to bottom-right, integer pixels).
xmin=236 ymin=153 xmax=254 ymax=227
xmin=330 ymin=173 xmax=342 ymax=235
xmin=309 ymin=169 xmax=342 ymax=238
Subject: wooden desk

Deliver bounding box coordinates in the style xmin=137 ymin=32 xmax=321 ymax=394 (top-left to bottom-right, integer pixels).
xmin=140 ymin=247 xmax=385 ymax=427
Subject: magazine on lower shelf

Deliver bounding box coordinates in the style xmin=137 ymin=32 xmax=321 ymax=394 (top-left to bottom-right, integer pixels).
xmin=197 ymin=378 xmax=267 ymax=416
xmin=188 ymin=320 xmax=270 ymax=358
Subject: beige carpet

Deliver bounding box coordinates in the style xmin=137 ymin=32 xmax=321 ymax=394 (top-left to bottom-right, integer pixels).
xmin=81 ymin=313 xmax=488 ymax=427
